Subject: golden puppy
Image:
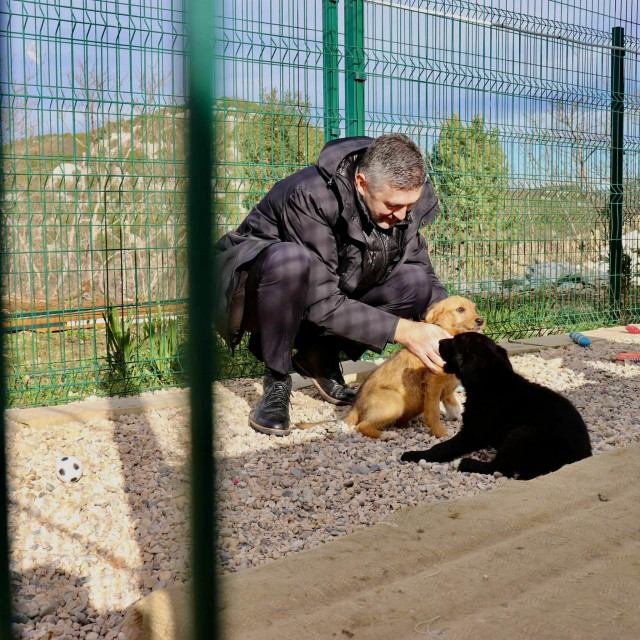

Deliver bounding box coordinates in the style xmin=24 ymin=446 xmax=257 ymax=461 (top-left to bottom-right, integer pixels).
xmin=344 ymin=296 xmax=484 ymax=439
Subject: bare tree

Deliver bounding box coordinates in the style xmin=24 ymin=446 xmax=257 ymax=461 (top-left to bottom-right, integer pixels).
xmin=1 ymin=84 xmax=38 ymax=143
xmin=523 ymin=102 xmax=610 ymax=192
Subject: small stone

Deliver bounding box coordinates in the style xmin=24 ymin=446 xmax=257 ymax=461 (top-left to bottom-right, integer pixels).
xmin=39 ymin=602 xmax=57 ymax=617
xmin=350 ymin=465 xmax=369 ymax=475
xmin=72 ymin=609 xmax=87 ymax=624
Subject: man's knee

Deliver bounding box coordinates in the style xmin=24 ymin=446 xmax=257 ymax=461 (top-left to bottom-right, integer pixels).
xmin=366 ymin=265 xmax=433 ymax=320
xmin=260 ymin=242 xmax=312 ymax=284
xmin=389 ymin=265 xmax=431 ymax=315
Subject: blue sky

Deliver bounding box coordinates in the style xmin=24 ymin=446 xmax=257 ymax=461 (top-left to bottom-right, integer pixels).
xmin=1 ymin=0 xmax=186 ymax=139
xmin=2 ymin=0 xmax=639 ymax=185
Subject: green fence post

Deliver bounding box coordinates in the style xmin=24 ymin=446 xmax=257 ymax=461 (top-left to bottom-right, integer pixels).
xmin=345 ymin=0 xmax=365 ymax=137
xmin=322 ymin=0 xmax=340 ymax=141
xmin=609 ymin=26 xmax=625 ymax=312
xmin=0 ymin=195 xmax=13 ymax=637
xmin=187 ymin=0 xmax=217 ymax=637
xmin=0 ymin=48 xmax=14 ymax=639
xmin=0 ymin=404 xmax=11 ymax=640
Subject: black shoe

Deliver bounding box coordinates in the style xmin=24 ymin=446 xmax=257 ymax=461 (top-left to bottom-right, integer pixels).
xmin=249 ymin=369 xmax=292 ymax=436
xmin=292 ymin=345 xmax=357 ymax=406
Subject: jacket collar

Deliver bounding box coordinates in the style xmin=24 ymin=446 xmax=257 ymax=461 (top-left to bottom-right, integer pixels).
xmin=316 ymin=135 xmax=423 ymax=242
xmin=315 ymin=136 xmax=374 ymax=183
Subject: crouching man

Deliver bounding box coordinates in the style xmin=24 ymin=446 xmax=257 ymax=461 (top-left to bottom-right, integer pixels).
xmin=214 ymin=133 xmax=450 ymax=435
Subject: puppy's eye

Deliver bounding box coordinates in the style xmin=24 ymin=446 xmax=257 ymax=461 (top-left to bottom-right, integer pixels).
xmin=456 ymin=307 xmax=465 ymax=313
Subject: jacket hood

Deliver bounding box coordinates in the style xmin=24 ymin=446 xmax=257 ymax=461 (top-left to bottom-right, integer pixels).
xmin=315 ymin=135 xmax=438 ymax=241
xmin=315 ymin=136 xmax=374 ymax=184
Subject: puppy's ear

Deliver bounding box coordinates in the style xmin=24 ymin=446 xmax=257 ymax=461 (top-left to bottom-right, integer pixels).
xmin=425 ymin=303 xmax=442 ymax=324
xmin=440 ymin=338 xmax=462 ymax=375
xmin=439 ymin=337 xmax=454 ymax=361
xmin=494 ymin=343 xmax=513 ymax=370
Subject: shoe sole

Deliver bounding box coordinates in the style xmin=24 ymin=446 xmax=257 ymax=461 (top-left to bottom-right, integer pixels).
xmin=249 ymin=415 xmax=291 ymax=437
xmin=292 ymin=357 xmax=351 ymax=406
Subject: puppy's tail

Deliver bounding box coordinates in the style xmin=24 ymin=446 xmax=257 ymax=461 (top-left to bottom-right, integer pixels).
xmin=296 ymin=405 xmax=360 ymax=430
xmin=343 ymin=407 xmax=359 ymax=427
xmin=296 ymin=418 xmax=344 ymax=430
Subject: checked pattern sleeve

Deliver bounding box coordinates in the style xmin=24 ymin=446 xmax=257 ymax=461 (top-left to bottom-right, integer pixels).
xmin=280 ymin=188 xmax=399 ymax=352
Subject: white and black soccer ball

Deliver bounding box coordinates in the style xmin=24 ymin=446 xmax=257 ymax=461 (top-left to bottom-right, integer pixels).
xmin=56 ymin=456 xmax=83 ymax=483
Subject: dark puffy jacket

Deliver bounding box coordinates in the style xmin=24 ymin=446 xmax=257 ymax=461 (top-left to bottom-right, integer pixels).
xmin=214 ymin=136 xmax=445 ymax=351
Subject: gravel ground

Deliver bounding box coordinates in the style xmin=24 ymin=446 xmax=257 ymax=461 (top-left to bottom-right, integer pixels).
xmin=7 ymin=333 xmax=640 ymax=639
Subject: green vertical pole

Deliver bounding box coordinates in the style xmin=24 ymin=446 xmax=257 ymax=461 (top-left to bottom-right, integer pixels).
xmin=322 ymin=0 xmax=340 ymax=141
xmin=345 ymin=0 xmax=365 ymax=137
xmin=609 ymin=26 xmax=624 ymax=312
xmin=187 ymin=0 xmax=217 ymax=637
xmin=0 ymin=47 xmax=14 ymax=640
xmin=0 ymin=230 xmax=13 ymax=635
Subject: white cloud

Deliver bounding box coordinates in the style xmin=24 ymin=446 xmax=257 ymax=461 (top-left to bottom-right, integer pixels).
xmin=26 ymin=41 xmax=38 ymax=65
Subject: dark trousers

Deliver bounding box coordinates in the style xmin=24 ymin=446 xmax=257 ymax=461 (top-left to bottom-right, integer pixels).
xmin=242 ymin=242 xmax=438 ymax=375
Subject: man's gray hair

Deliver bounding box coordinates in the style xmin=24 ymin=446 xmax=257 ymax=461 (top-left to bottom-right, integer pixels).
xmin=358 ymin=133 xmax=427 ymax=191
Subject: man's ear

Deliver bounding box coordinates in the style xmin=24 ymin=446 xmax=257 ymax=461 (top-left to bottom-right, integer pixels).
xmin=355 ymin=172 xmax=367 ymax=198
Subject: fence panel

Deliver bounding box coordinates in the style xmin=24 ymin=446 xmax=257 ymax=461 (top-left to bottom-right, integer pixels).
xmin=363 ymin=0 xmax=639 ymax=337
xmin=1 ymin=0 xmax=188 ymax=407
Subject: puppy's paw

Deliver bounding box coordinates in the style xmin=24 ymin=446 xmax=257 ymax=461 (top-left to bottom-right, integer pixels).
xmin=444 ymin=403 xmax=462 ymax=421
xmin=380 ymin=430 xmax=399 ymax=441
xmin=400 ymin=450 xmax=427 ymax=463
xmin=456 ymin=457 xmax=493 ymax=475
xmin=452 ymin=458 xmax=461 ymax=470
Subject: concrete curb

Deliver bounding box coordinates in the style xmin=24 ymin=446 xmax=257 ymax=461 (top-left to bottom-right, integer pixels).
xmin=5 ymin=326 xmax=634 ymax=428
xmin=5 ymin=359 xmax=384 ymax=429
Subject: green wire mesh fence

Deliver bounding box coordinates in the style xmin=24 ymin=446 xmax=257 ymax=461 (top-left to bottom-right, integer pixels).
xmin=360 ymin=1 xmax=640 ymax=338
xmin=2 ymin=0 xmax=188 ymax=407
xmin=2 ymin=0 xmax=640 ymax=407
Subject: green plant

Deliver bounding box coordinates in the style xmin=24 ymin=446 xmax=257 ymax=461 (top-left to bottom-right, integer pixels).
xmin=103 ymin=306 xmax=139 ymax=390
xmin=141 ymin=306 xmax=180 ymax=381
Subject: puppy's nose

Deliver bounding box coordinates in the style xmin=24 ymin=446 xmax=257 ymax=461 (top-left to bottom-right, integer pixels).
xmin=476 ymin=317 xmax=484 ymax=326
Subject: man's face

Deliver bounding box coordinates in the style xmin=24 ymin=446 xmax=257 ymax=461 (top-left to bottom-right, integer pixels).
xmin=355 ymin=173 xmax=423 ymax=230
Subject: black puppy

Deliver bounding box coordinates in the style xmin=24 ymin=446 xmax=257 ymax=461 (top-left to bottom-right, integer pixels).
xmin=401 ymin=332 xmax=592 ymax=479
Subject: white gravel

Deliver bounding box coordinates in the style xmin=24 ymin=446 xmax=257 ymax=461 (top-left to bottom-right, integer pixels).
xmin=7 ymin=332 xmax=640 ymax=638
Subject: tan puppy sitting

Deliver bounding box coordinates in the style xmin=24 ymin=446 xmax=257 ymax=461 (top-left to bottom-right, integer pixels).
xmin=344 ymin=296 xmax=484 ymax=439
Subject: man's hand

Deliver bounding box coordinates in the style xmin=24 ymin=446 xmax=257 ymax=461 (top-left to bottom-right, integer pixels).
xmin=393 ymin=318 xmax=452 ymax=374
